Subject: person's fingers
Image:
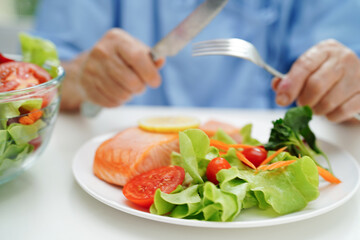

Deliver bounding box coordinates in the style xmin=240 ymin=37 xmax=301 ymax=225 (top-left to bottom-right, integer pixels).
xmin=325 ymin=93 xmax=360 ymax=123
xmin=155 ymin=57 xmax=166 ymax=69
xmin=312 ymin=49 xmax=360 ymax=116
xmin=271 ymin=77 xmax=282 ymax=91
xmin=79 ymin=56 xmax=113 ymax=106
xmin=80 ymin=50 xmax=132 ymax=107
xmin=105 ymin=55 xmax=146 ymax=94
xmin=275 ymin=43 xmax=329 ymax=106
xmin=97 ymin=60 xmax=135 ymax=106
xmin=108 ymin=29 xmax=162 ymax=88
xmin=296 ymin=56 xmax=344 ymax=107
xmin=83 ymin=72 xmax=120 ymax=107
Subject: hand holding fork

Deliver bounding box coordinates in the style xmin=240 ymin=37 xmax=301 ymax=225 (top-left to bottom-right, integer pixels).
xmin=192 ymin=38 xmax=360 ymax=123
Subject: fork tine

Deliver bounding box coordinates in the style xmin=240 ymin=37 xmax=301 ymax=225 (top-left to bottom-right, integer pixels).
xmin=192 ymin=38 xmax=285 ymax=78
xmin=192 ymin=38 xmax=253 ymax=50
xmin=192 ymin=46 xmax=251 ymax=55
xmin=192 ymin=48 xmax=248 ymax=54
xmin=192 ymin=49 xmax=253 ymax=62
xmin=192 ymin=44 xmax=231 ymax=51
xmin=192 ymin=38 xmax=231 ymax=46
xmin=192 ymin=50 xmax=242 ymax=58
xmin=192 ymin=46 xmax=232 ymax=51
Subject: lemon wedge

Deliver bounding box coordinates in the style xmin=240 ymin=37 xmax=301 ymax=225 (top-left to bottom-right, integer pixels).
xmin=138 ymin=116 xmax=200 ymax=133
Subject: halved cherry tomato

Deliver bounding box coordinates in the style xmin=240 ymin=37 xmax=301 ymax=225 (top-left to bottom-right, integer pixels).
xmin=242 ymin=147 xmax=268 ymax=168
xmin=123 ymin=165 xmax=185 ymax=208
xmin=0 ymin=62 xmax=51 ymax=92
xmin=206 ymin=157 xmax=231 ymax=185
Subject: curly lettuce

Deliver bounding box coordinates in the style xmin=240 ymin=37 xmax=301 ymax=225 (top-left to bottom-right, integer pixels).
xmin=152 ymin=128 xmax=320 ymax=221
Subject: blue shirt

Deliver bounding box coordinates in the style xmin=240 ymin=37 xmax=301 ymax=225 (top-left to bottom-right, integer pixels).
xmin=33 ymin=0 xmax=360 ymax=109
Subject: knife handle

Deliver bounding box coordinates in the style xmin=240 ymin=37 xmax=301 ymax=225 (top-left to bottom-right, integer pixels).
xmin=81 ymin=101 xmax=102 ymax=118
xmin=150 ymin=50 xmax=160 ymax=62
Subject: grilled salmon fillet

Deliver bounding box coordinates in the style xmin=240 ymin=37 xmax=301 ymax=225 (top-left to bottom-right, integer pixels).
xmin=93 ymin=127 xmax=179 ymax=186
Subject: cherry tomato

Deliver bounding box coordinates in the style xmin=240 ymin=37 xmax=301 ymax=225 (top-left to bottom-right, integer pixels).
xmin=242 ymin=147 xmax=268 ymax=168
xmin=206 ymin=157 xmax=231 ymax=185
xmin=123 ymin=165 xmax=185 ymax=208
xmin=0 ymin=62 xmax=51 ymax=92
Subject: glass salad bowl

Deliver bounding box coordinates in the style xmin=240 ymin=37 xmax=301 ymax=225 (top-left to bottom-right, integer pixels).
xmin=0 ymin=61 xmax=64 ymax=185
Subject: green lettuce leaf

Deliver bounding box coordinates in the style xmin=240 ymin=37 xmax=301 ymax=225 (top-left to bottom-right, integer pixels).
xmin=217 ymin=167 xmax=248 ymax=213
xmin=19 ymin=33 xmax=60 ymax=77
xmin=220 ymin=148 xmax=246 ymax=169
xmin=150 ymin=185 xmax=202 ymax=218
xmin=204 ymin=146 xmax=220 ymax=161
xmin=0 ymin=143 xmax=34 ymax=174
xmin=267 ymin=151 xmax=298 ymax=163
xmin=0 ymin=98 xmax=43 ymax=127
xmin=202 ymin=181 xmax=239 ymax=221
xmin=7 ymin=119 xmax=45 ymax=145
xmin=178 ymin=129 xmax=211 ymax=184
xmin=212 ymin=129 xmax=236 ymax=144
xmin=240 ymin=124 xmax=261 ymax=146
xmin=242 ymin=191 xmax=258 ymax=209
xmin=236 ymin=156 xmax=319 ymax=214
xmin=0 ymin=130 xmax=9 ymax=155
xmin=170 ymin=151 xmax=182 ymax=167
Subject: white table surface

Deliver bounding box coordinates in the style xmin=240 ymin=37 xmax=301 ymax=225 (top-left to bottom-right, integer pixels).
xmin=1 ymin=106 xmax=360 ymax=240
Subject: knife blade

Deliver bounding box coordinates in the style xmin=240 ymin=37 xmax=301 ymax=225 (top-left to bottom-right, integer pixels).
xmin=81 ymin=0 xmax=228 ymax=117
xmin=151 ymin=0 xmax=228 ymax=60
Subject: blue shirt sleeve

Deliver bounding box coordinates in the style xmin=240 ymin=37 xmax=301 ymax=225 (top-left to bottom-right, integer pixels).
xmin=33 ymin=0 xmax=116 ymax=60
xmin=286 ymin=0 xmax=360 ymax=65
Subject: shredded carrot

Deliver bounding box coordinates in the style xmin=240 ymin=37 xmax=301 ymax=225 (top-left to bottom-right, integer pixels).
xmin=19 ymin=116 xmax=34 ymax=125
xmin=236 ymin=151 xmax=256 ymax=169
xmin=229 ymin=144 xmax=256 ymax=149
xmin=209 ymin=139 xmax=230 ymax=152
xmin=258 ymin=160 xmax=296 ymax=171
xmin=28 ymin=109 xmax=43 ymax=121
xmin=259 ymin=146 xmax=287 ymax=166
xmin=210 ymin=139 xmax=256 ymax=150
xmin=317 ymin=166 xmax=341 ymax=184
xmin=257 ymin=165 xmax=268 ymax=171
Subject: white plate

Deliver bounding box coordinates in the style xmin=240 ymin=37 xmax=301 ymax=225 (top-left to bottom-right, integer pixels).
xmin=72 ymin=132 xmax=360 ymax=228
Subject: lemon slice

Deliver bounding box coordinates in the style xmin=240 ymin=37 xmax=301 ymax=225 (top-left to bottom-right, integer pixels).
xmin=138 ymin=116 xmax=200 ymax=133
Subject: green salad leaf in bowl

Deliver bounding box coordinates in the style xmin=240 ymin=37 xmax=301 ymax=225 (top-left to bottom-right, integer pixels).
xmin=0 ymin=33 xmax=64 ymax=184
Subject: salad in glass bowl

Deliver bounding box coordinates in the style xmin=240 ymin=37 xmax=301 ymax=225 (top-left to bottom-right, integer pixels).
xmin=0 ymin=33 xmax=64 ymax=185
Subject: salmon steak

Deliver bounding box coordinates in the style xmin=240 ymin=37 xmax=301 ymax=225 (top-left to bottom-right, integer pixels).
xmin=93 ymin=127 xmax=179 ymax=186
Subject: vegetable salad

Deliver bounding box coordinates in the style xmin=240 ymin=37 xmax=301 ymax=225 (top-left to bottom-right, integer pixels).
xmin=124 ymin=106 xmax=340 ymax=222
xmin=0 ymin=34 xmax=61 ymax=178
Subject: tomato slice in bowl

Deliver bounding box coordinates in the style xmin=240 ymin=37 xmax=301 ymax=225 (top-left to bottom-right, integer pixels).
xmin=123 ymin=166 xmax=185 ymax=208
xmin=0 ymin=61 xmax=56 ymax=108
xmin=0 ymin=61 xmax=51 ymax=92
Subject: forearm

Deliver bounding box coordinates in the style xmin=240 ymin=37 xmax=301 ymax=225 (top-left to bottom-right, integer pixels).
xmin=59 ymin=53 xmax=88 ymax=112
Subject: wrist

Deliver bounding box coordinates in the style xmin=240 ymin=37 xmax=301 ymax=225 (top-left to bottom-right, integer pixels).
xmin=60 ymin=52 xmax=89 ymax=111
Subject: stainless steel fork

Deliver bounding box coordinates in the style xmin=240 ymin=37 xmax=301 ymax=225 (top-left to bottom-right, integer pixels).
xmin=192 ymin=38 xmax=285 ymax=78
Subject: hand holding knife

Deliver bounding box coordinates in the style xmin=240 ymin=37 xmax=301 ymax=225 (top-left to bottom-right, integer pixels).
xmin=81 ymin=0 xmax=228 ymax=118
